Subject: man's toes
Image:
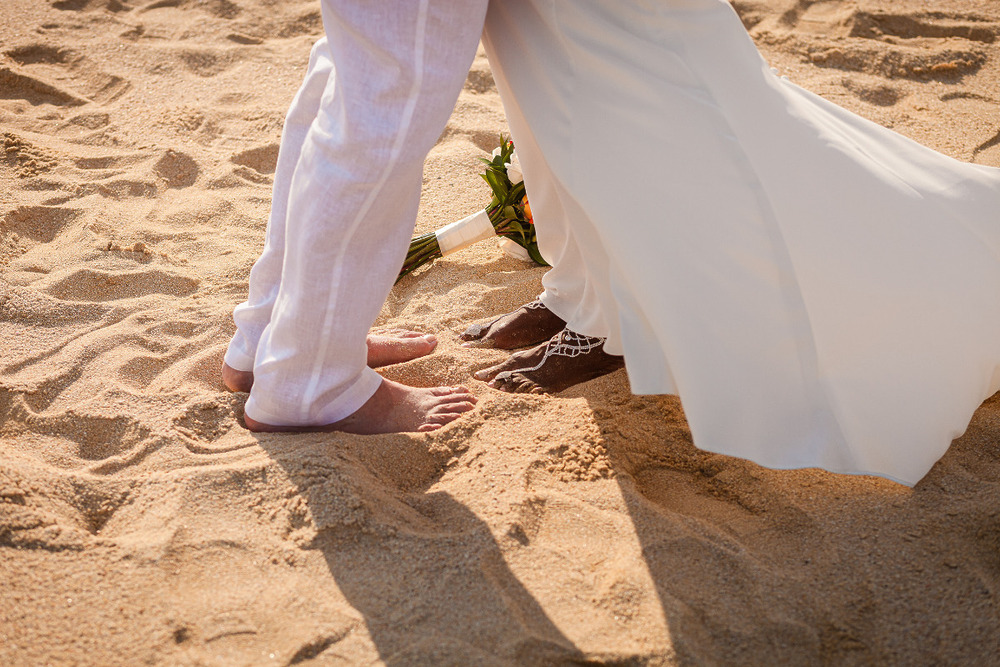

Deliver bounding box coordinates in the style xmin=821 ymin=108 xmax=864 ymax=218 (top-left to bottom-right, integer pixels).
xmin=367 ymin=333 xmax=438 ymax=367
xmin=430 ymin=385 xmax=473 ymax=398
xmin=419 ymin=408 xmax=470 ymax=430
xmin=431 ymin=399 xmax=476 ymax=415
xmin=417 ymin=422 xmax=444 ymax=432
xmin=396 ymin=329 xmax=428 ymax=339
xmin=411 ymin=334 xmax=438 ymax=354
xmin=385 ymin=335 xmax=436 ymax=355
xmin=426 ymin=411 xmax=463 ymax=424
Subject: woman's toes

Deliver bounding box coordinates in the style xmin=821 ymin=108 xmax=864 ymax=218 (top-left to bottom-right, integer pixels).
xmin=490 ymin=373 xmax=515 ymax=391
xmin=510 ymin=376 xmax=535 ymax=394
xmin=459 ymin=321 xmax=492 ymax=342
xmin=514 ymin=378 xmax=538 ymax=394
xmin=474 ymin=366 xmax=500 ymax=381
xmin=460 ymin=324 xmax=483 ymax=339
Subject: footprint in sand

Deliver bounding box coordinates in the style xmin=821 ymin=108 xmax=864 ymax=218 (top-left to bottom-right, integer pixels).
xmin=776 ymin=4 xmax=999 ymax=81
xmin=208 ymin=143 xmax=277 ymax=187
xmin=230 ymin=144 xmax=278 ymax=175
xmin=51 ymin=412 xmax=151 ymax=462
xmin=4 ymin=43 xmax=131 ymax=106
xmin=153 ymin=149 xmax=199 ymax=188
xmin=935 ymin=92 xmax=1000 ymax=165
xmin=114 ymin=317 xmax=228 ymax=394
xmin=62 ymin=111 xmax=111 ymax=131
xmin=972 ymin=130 xmax=1000 ymax=164
xmin=927 ymin=89 xmax=1000 ymax=165
xmin=51 ymin=0 xmax=131 ymax=12
xmin=40 ymin=267 xmax=199 ymax=302
xmin=848 ymin=11 xmax=997 ymax=44
xmin=0 ymin=67 xmax=90 ymax=110
xmin=464 ymin=57 xmax=496 ymax=94
xmin=176 ymin=48 xmax=238 ymax=78
xmin=136 ymin=0 xmax=241 ymax=20
xmin=3 ymin=205 xmax=80 ymax=245
xmin=1 ymin=205 xmax=80 ymax=268
xmin=172 ymin=397 xmax=240 ymax=447
xmin=839 ymin=78 xmax=903 ymax=107
xmin=0 ymin=466 xmax=126 ymax=551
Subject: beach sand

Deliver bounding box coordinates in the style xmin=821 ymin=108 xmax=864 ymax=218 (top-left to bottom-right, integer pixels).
xmin=2 ymin=0 xmax=999 ymax=663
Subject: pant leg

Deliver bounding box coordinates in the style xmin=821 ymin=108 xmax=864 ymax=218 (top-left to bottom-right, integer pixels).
xmin=484 ymin=3 xmax=624 ymax=354
xmin=245 ymin=0 xmax=489 ymax=426
xmin=225 ymin=39 xmax=335 ymax=373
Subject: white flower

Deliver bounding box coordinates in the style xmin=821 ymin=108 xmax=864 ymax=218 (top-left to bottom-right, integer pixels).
xmin=491 ymin=147 xmax=503 ymax=159
xmin=498 ymin=237 xmax=532 ymax=262
xmin=506 ymin=153 xmax=523 ymax=184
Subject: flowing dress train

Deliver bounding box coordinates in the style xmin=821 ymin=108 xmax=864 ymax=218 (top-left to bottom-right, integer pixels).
xmin=484 ymin=0 xmax=1000 ymax=485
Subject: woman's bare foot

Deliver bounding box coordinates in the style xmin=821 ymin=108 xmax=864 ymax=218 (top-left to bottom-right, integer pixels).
xmin=474 ymin=328 xmax=625 ymax=394
xmin=222 ymin=330 xmax=438 ymax=393
xmin=243 ymin=379 xmax=477 ymax=434
xmin=459 ymin=300 xmax=566 ymax=350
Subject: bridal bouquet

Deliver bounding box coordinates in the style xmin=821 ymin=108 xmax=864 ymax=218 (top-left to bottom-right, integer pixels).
xmin=396 ymin=138 xmax=547 ymax=283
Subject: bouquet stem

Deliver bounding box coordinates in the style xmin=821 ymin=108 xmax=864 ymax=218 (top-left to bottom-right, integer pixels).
xmin=396 ymin=137 xmax=547 ymax=283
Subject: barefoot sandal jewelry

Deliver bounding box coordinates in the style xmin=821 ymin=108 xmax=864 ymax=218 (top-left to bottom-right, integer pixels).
xmin=494 ymin=328 xmax=606 ymax=381
xmin=523 ymin=299 xmax=546 ymax=311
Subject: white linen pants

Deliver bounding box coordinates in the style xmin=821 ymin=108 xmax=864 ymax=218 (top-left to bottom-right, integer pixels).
xmin=225 ymin=0 xmax=488 ymax=426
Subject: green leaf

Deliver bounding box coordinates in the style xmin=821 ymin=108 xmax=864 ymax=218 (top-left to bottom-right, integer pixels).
xmin=526 ymin=242 xmax=548 ymax=266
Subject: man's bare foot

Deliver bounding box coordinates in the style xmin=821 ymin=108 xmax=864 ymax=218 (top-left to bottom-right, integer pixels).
xmin=222 ymin=330 xmax=438 ymax=393
xmin=474 ymin=328 xmax=625 ymax=394
xmin=366 ymin=329 xmax=438 ymax=367
xmin=460 ymin=299 xmax=566 ymax=350
xmin=222 ymin=364 xmax=255 ymax=393
xmin=243 ymin=379 xmax=477 ymax=434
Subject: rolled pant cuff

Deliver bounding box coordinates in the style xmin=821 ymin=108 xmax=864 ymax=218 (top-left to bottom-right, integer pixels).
xmin=224 ymin=335 xmax=257 ymax=373
xmin=244 ymin=367 xmax=383 ymax=427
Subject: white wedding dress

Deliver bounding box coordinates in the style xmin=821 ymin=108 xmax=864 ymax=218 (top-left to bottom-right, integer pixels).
xmin=483 ymin=0 xmax=1000 ymax=485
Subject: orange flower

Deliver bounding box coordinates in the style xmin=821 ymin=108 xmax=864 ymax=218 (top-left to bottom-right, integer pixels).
xmin=522 ymin=195 xmax=533 ymax=224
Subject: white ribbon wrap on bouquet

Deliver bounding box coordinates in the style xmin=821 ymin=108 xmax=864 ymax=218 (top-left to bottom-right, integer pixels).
xmin=435 ymin=209 xmax=496 ymax=256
